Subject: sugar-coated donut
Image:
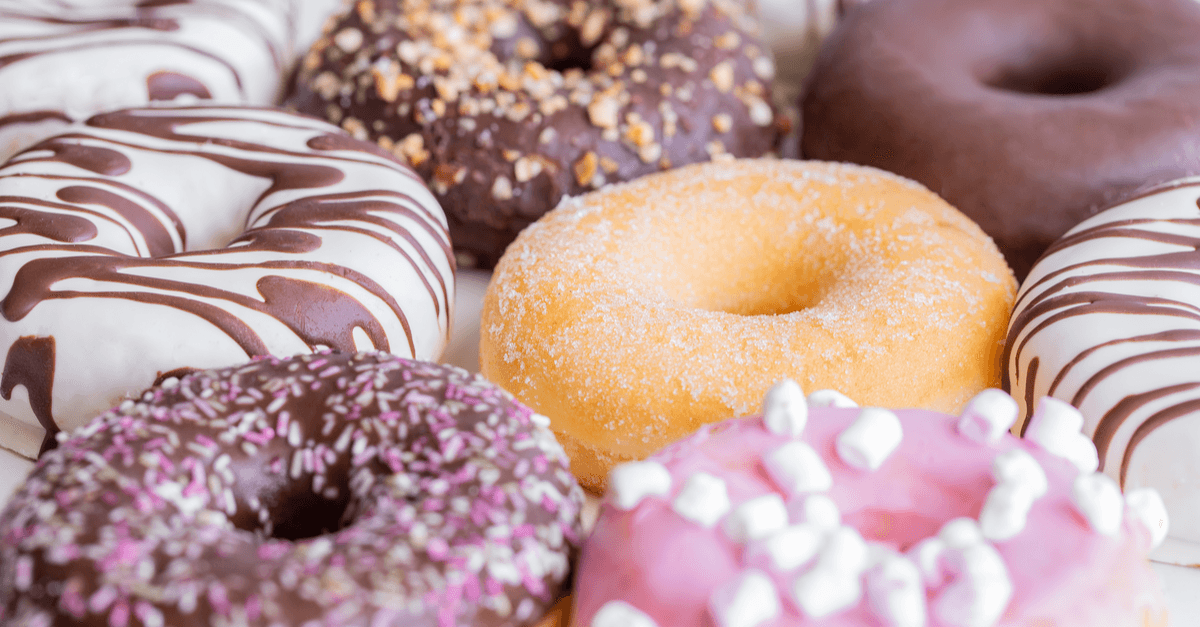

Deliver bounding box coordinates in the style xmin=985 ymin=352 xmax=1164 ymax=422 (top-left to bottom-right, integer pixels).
xmin=800 ymin=0 xmax=1200 ymax=279
xmin=0 ymin=352 xmax=585 ymax=626
xmin=0 ymin=0 xmax=298 ymax=161
xmin=575 ymin=385 xmax=1169 ymax=627
xmin=1005 ymin=177 xmax=1200 ymax=565
xmin=0 ymin=105 xmax=453 ymax=462
xmin=287 ymin=0 xmax=781 ymax=268
xmin=480 ymin=159 xmax=1017 ymax=492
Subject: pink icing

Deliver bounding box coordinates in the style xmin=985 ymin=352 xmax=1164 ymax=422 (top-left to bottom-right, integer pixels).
xmin=574 ymin=407 xmax=1165 ymax=626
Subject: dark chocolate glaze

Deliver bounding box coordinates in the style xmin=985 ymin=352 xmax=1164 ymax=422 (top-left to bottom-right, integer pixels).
xmin=0 ymin=352 xmax=585 ymax=626
xmin=0 ymin=336 xmax=57 ymax=455
xmin=146 ymin=70 xmax=213 ymax=100
xmin=801 ymin=0 xmax=1200 ymax=279
xmin=1005 ymin=180 xmax=1200 ymax=482
xmin=287 ymin=0 xmax=781 ymax=268
xmin=0 ymin=105 xmax=454 ymax=448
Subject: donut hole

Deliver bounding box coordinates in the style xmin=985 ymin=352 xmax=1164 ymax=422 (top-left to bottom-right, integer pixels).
xmin=264 ymin=490 xmax=353 ymax=541
xmin=986 ymin=55 xmax=1123 ymax=96
xmin=227 ymin=462 xmax=355 ymax=541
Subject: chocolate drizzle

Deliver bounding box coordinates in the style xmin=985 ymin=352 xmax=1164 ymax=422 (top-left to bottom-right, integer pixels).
xmin=147 ymin=70 xmax=214 ymax=100
xmin=0 ymin=105 xmax=453 ymax=449
xmin=1005 ymin=179 xmax=1200 ymax=482
xmin=0 ymin=336 xmax=58 ymax=455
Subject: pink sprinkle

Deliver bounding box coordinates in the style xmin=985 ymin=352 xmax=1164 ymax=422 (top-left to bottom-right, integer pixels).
xmin=513 ymin=524 xmax=535 ymax=539
xmin=194 ymin=434 xmax=217 ymax=450
xmin=485 ymin=577 xmax=504 ymax=596
xmin=183 ymin=464 xmax=206 ymax=497
xmin=426 ymin=537 xmax=449 ymax=560
xmin=243 ymin=429 xmax=274 ymax=446
xmin=258 ymin=542 xmax=290 ymax=561
xmin=244 ymin=594 xmax=262 ymax=620
xmin=464 ymin=572 xmax=482 ymax=602
xmin=208 ymin=583 xmax=231 ymax=616
xmin=276 ymin=412 xmax=290 ymax=437
xmin=109 ymin=601 xmax=130 ymax=627
xmin=307 ymin=358 xmax=329 ymax=370
xmin=61 ymin=581 xmax=87 ymax=617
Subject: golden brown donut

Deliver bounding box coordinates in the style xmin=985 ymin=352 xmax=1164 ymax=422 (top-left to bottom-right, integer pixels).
xmin=480 ymin=159 xmax=1017 ymax=491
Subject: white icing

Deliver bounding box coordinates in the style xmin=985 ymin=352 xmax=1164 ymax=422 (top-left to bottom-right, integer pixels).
xmin=762 ymin=378 xmax=807 ymax=437
xmin=807 ymin=389 xmax=858 ymax=408
xmin=723 ymin=494 xmax=789 ymax=543
xmin=1072 ymin=473 xmax=1124 ymax=537
xmin=708 ymin=569 xmax=781 ymax=627
xmin=608 ymin=461 xmax=672 ymax=510
xmin=592 ymin=600 xmax=658 ymax=627
xmin=1024 ymin=397 xmax=1099 ymax=474
xmin=763 ymin=441 xmax=832 ymax=494
xmin=1125 ymin=487 xmax=1170 ymax=549
xmin=836 ymin=407 xmax=902 ymax=471
xmin=672 ymin=472 xmax=732 ymax=528
xmin=957 ymin=389 xmax=1018 ymax=444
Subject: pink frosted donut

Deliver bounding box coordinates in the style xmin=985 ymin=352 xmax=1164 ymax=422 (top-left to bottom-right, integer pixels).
xmin=574 ymin=385 xmax=1169 ymax=627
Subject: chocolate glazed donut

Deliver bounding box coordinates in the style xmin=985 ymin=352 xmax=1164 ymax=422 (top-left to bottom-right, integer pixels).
xmin=800 ymin=0 xmax=1200 ymax=279
xmin=287 ymin=0 xmax=781 ymax=268
xmin=0 ymin=352 xmax=585 ymax=626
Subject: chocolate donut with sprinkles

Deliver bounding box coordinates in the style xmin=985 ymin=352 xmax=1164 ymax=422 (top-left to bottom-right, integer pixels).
xmin=0 ymin=352 xmax=585 ymax=626
xmin=0 ymin=105 xmax=454 ymax=464
xmin=287 ymin=0 xmax=781 ymax=267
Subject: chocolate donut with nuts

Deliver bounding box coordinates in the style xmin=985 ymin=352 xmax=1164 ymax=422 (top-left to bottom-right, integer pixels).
xmin=287 ymin=0 xmax=781 ymax=267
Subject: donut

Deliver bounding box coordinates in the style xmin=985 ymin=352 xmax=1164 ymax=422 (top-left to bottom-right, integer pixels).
xmin=1004 ymin=177 xmax=1200 ymax=565
xmin=0 ymin=0 xmax=299 ymax=161
xmin=0 ymin=351 xmax=585 ymax=626
xmin=574 ymin=384 xmax=1170 ymax=627
xmin=479 ymin=159 xmax=1017 ymax=491
xmin=799 ymin=0 xmax=1200 ymax=279
xmin=0 ymin=104 xmax=454 ymax=463
xmin=286 ymin=0 xmax=782 ymax=268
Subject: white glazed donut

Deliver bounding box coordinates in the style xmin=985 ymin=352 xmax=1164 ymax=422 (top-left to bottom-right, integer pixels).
xmin=0 ymin=104 xmax=453 ymax=462
xmin=1005 ymin=177 xmax=1200 ymax=564
xmin=0 ymin=0 xmax=294 ymax=161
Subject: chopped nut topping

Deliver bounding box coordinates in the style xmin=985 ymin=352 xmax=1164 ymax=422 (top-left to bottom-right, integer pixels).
xmin=398 ymin=133 xmax=430 ymax=167
xmin=711 ymin=113 xmax=732 ymax=133
xmin=341 ymin=117 xmax=368 ymax=140
xmin=709 ymin=60 xmax=735 ymax=93
xmin=492 ymin=176 xmax=514 ymax=200
xmin=515 ymin=156 xmax=545 ymax=182
xmin=515 ymin=37 xmax=540 ymax=59
xmin=747 ymin=98 xmax=773 ymax=126
xmin=624 ymin=116 xmax=655 ymax=147
xmin=334 ymin=27 xmax=364 ymax=53
xmin=574 ymin=152 xmax=598 ymax=186
xmin=311 ymin=71 xmax=342 ymax=100
xmin=638 ymin=142 xmax=662 ymax=163
xmin=678 ymin=0 xmax=707 ymax=15
xmin=715 ymin=32 xmax=740 ymax=50
xmin=599 ymin=156 xmax=620 ymax=173
xmin=580 ymin=9 xmax=610 ymax=47
xmin=539 ymin=127 xmax=558 ymax=144
xmin=753 ymin=56 xmax=774 ymax=80
xmin=588 ymin=96 xmax=620 ymax=129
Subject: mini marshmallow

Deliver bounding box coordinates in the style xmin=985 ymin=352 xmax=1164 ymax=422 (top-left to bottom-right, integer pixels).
xmin=709 ymin=569 xmax=781 ymax=627
xmin=592 ymin=600 xmax=658 ymax=627
xmin=807 ymin=389 xmax=858 ymax=408
xmin=1125 ymin=487 xmax=1169 ymax=549
xmin=934 ymin=544 xmax=1012 ymax=627
xmin=818 ymin=525 xmax=869 ymax=574
xmin=991 ymin=449 xmax=1048 ymax=498
xmin=673 ymin=472 xmax=732 ymax=528
xmin=763 ymin=379 xmax=808 ymax=437
xmin=745 ymin=524 xmax=825 ymax=571
xmin=763 ymin=441 xmax=832 ymax=495
xmin=906 ymin=537 xmax=948 ymax=588
xmin=792 ymin=567 xmax=863 ymax=619
xmin=938 ymin=517 xmax=984 ymax=550
xmin=608 ymin=461 xmax=672 ymax=510
xmin=724 ymin=494 xmax=789 ymax=543
xmin=979 ymin=483 xmax=1036 ymax=541
xmin=1072 ymin=472 xmax=1124 ymax=537
xmin=787 ymin=493 xmax=841 ymax=530
xmin=836 ymin=407 xmax=903 ymax=471
xmin=865 ymin=553 xmax=927 ymax=627
xmin=956 ymin=389 xmax=1018 ymax=445
xmin=1024 ymin=397 xmax=1099 ymax=474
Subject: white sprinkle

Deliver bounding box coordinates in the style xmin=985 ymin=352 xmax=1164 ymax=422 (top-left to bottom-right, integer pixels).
xmin=709 ymin=570 xmax=781 ymax=627
xmin=672 ymin=472 xmax=732 ymax=528
xmin=836 ymin=408 xmax=903 ymax=471
xmin=591 ymin=600 xmax=658 ymax=627
xmin=763 ymin=441 xmax=831 ymax=495
xmin=745 ymin=524 xmax=824 ymax=571
xmin=956 ymin=389 xmax=1018 ymax=444
xmin=334 ymin=426 xmax=354 ymax=452
xmin=288 ymin=421 xmax=302 ymax=447
xmin=762 ymin=379 xmax=807 ymax=437
xmin=608 ymin=461 xmax=672 ymax=510
xmin=1125 ymin=488 xmax=1169 ymax=549
xmin=1024 ymin=397 xmax=1098 ymax=474
xmin=865 ymin=552 xmax=926 ymax=627
xmin=1072 ymin=472 xmax=1124 ymax=536
xmin=723 ymin=494 xmax=789 ymax=543
xmin=787 ymin=494 xmax=841 ymax=530
xmin=807 ymin=389 xmax=858 ymax=408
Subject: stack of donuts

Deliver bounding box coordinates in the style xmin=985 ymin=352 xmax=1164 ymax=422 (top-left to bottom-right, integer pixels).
xmin=2 ymin=0 xmax=1200 ymax=624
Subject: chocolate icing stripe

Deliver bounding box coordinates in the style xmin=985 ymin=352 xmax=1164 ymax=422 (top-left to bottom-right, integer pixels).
xmin=1122 ymin=395 xmax=1200 ymax=485
xmin=1049 ymin=328 xmax=1200 ymax=400
xmin=1095 ymin=381 xmax=1200 ymax=472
